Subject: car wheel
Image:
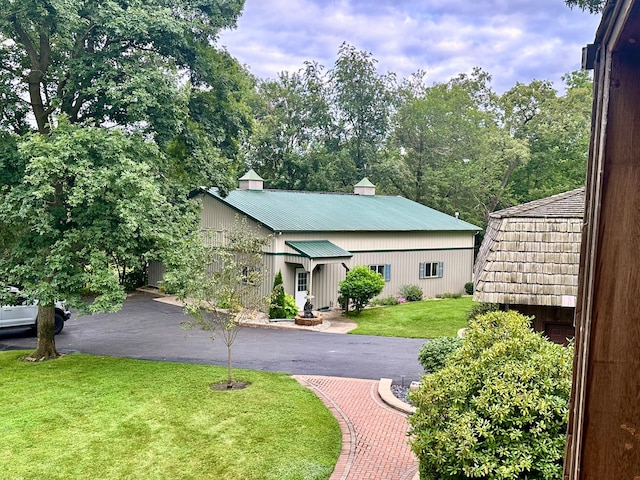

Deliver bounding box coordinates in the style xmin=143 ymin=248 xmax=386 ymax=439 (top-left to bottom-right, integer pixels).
xmin=54 ymin=313 xmax=64 ymax=335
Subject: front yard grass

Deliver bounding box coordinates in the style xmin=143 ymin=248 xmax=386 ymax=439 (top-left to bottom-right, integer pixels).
xmin=348 ymin=296 xmax=473 ymax=338
xmin=0 ymin=351 xmax=341 ymax=480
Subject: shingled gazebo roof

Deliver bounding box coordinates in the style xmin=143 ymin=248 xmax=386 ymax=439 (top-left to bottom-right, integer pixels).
xmin=474 ymin=188 xmax=585 ymax=307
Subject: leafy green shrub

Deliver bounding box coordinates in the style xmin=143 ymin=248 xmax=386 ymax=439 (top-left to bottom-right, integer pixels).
xmin=467 ymin=301 xmax=499 ymax=321
xmin=338 ymin=265 xmax=385 ymax=315
xmin=436 ymin=292 xmax=461 ymax=299
xmin=398 ymin=284 xmax=423 ymax=302
xmin=464 ymin=281 xmax=474 ymax=295
xmin=282 ymin=292 xmax=298 ymax=317
xmin=417 ymin=336 xmax=463 ymax=373
xmin=409 ymin=310 xmax=573 ymax=480
xmin=371 ymin=295 xmax=399 ymax=306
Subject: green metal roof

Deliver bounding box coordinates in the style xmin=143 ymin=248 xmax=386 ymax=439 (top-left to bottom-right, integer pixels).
xmin=285 ymin=240 xmax=353 ymax=259
xmin=199 ymin=188 xmax=481 ymax=233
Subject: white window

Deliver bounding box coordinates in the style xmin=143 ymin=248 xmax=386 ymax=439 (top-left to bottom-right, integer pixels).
xmin=419 ymin=262 xmax=443 ymax=279
xmin=369 ymin=264 xmax=391 ymax=282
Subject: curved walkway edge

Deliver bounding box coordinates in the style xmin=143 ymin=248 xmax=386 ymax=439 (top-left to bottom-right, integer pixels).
xmin=294 ymin=375 xmax=419 ymax=480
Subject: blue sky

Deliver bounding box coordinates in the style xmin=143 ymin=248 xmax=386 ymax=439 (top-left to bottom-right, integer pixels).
xmin=217 ymin=0 xmax=602 ymax=93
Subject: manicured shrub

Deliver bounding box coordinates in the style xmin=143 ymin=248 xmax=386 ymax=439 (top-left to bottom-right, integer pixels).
xmin=338 ymin=265 xmax=385 ymax=315
xmin=417 ymin=336 xmax=463 ymax=374
xmin=467 ymin=301 xmax=499 ymax=321
xmin=398 ymin=284 xmax=423 ymax=302
xmin=464 ymin=281 xmax=474 ymax=295
xmin=409 ymin=310 xmax=573 ymax=480
xmin=269 ymin=270 xmax=298 ymax=318
xmin=371 ymin=295 xmax=399 ymax=306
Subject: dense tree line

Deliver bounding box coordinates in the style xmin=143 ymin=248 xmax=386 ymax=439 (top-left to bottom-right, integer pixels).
xmin=244 ymin=45 xmax=592 ymax=229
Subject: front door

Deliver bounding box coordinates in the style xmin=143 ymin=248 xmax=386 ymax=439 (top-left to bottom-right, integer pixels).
xmin=295 ymin=269 xmax=309 ymax=312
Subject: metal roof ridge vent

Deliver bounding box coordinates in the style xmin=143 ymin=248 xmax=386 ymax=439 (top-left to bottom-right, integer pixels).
xmin=238 ymin=169 xmax=264 ymax=191
xmin=354 ymin=177 xmax=376 ymax=196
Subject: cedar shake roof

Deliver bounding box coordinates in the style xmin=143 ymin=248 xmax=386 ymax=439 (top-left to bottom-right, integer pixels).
xmin=474 ymin=188 xmax=585 ymax=307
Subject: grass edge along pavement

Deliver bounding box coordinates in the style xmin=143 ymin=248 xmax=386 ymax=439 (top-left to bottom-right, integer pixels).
xmin=0 ymin=351 xmax=341 ymax=480
xmin=348 ymin=296 xmax=473 ymax=338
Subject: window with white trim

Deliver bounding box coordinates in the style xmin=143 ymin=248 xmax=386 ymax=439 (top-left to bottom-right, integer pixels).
xmin=419 ymin=262 xmax=443 ymax=279
xmin=369 ymin=264 xmax=391 ymax=282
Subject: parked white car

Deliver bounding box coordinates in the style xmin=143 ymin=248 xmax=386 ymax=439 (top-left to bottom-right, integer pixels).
xmin=0 ymin=287 xmax=71 ymax=335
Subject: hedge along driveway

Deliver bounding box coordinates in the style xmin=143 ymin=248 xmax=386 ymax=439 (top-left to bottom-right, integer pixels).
xmin=0 ymin=352 xmax=341 ymax=480
xmin=348 ymin=297 xmax=473 ymax=338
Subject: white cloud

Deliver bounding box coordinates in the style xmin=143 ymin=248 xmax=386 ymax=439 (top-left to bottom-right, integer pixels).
xmin=218 ymin=0 xmax=602 ymax=92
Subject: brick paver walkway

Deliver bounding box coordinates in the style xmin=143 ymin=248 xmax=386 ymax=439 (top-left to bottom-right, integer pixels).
xmin=295 ymin=376 xmax=419 ymax=480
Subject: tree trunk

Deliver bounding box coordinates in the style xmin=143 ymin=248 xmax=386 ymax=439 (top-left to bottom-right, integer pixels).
xmin=227 ymin=344 xmax=233 ymax=387
xmin=29 ymin=304 xmax=59 ymax=360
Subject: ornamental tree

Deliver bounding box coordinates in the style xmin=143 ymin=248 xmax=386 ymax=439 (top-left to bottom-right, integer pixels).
xmin=338 ymin=265 xmax=385 ymax=315
xmin=409 ymin=310 xmax=573 ymax=480
xmin=169 ymin=217 xmax=269 ymax=388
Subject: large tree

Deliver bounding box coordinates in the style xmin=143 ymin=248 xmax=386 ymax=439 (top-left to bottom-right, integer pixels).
xmin=503 ymin=72 xmax=592 ymax=204
xmin=0 ymin=0 xmax=251 ymax=195
xmin=329 ymin=43 xmax=395 ymax=187
xmin=0 ymin=0 xmax=244 ymax=134
xmin=0 ymin=120 xmax=199 ymax=359
xmin=379 ymin=68 xmax=527 ymax=227
xmin=0 ymin=0 xmax=248 ymax=359
xmin=245 ymin=61 xmax=335 ymax=190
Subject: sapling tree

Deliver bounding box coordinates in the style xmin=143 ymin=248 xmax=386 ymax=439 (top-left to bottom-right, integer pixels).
xmin=173 ymin=217 xmax=269 ymax=388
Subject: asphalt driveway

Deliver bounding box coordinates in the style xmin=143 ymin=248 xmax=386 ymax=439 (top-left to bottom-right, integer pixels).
xmin=0 ymin=292 xmax=426 ymax=383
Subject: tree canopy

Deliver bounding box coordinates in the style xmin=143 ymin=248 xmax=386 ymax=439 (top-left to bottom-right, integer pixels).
xmin=0 ymin=0 xmax=250 ymax=360
xmin=564 ymin=0 xmax=606 ymax=13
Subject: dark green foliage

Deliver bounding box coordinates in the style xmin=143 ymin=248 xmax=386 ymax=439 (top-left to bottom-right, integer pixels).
xmin=418 ymin=336 xmax=463 ymax=373
xmin=464 ymin=282 xmax=474 ymax=295
xmin=269 ymin=271 xmax=286 ymax=319
xmin=269 ymin=270 xmax=298 ymax=319
xmin=398 ymin=285 xmax=423 ymax=302
xmin=564 ymin=0 xmax=605 ymax=13
xmin=468 ymin=302 xmax=499 ymax=321
xmin=338 ymin=265 xmax=385 ymax=315
xmin=409 ymin=311 xmax=573 ymax=480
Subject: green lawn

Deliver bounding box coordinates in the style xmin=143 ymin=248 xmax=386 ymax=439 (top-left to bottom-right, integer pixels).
xmin=0 ymin=352 xmax=341 ymax=480
xmin=349 ymin=296 xmax=473 ymax=338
